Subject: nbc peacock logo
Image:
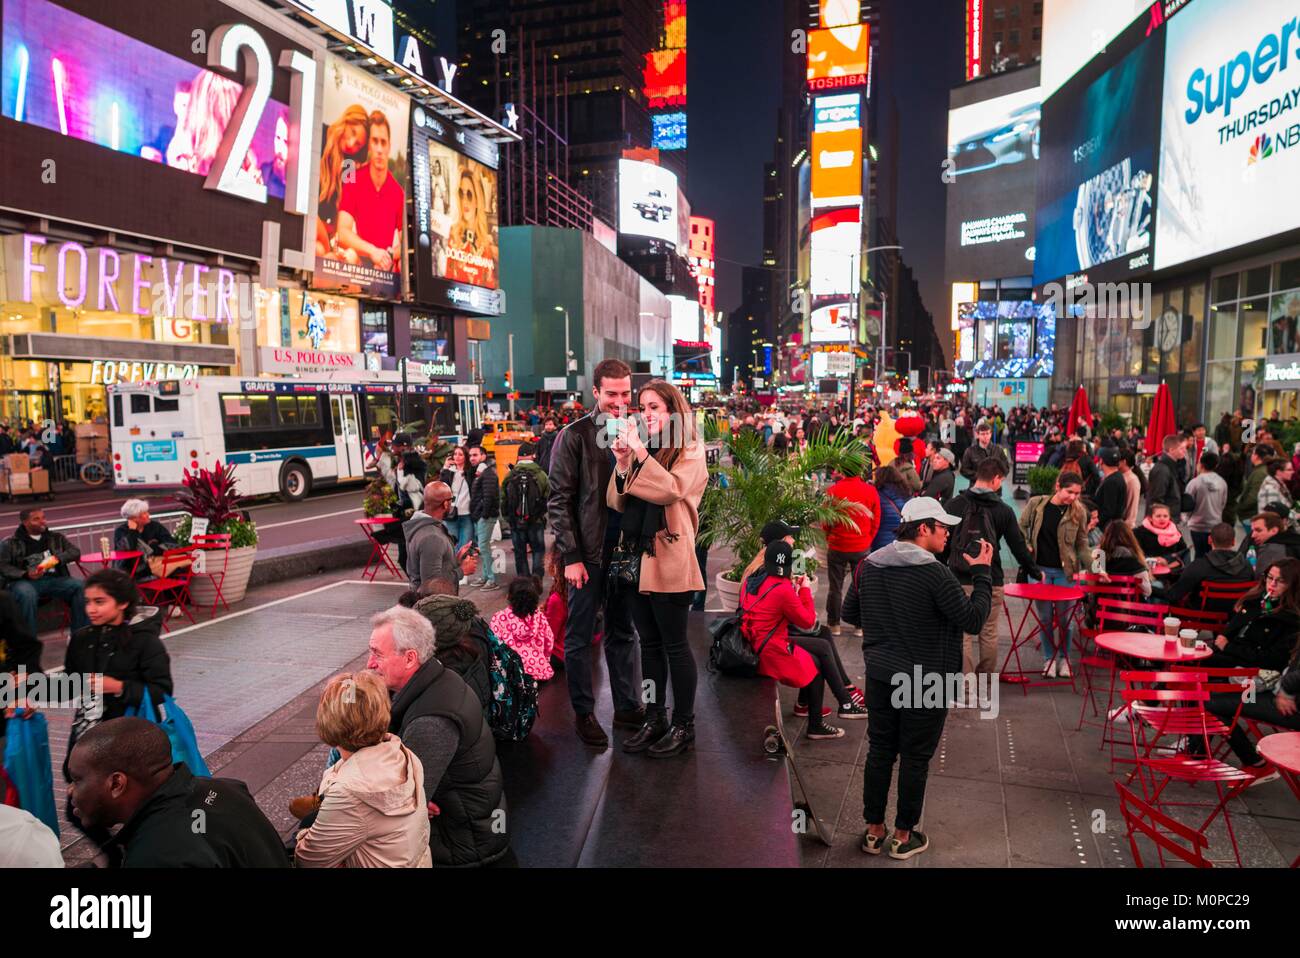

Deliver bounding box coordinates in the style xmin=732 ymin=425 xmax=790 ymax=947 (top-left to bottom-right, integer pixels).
xmin=1248 ymin=133 xmax=1274 ymax=165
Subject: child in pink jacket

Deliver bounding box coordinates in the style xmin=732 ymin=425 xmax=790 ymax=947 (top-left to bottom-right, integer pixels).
xmin=490 ymin=577 xmax=555 ymax=681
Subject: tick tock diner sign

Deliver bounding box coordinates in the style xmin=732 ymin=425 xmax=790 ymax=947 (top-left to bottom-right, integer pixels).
xmin=4 ymin=234 xmax=246 ymax=324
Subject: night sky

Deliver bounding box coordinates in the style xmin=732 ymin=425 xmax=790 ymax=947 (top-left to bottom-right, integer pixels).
xmin=690 ymin=0 xmax=965 ymax=361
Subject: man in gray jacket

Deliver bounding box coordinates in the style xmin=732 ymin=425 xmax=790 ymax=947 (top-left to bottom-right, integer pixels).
xmin=404 ymin=481 xmax=478 ymax=593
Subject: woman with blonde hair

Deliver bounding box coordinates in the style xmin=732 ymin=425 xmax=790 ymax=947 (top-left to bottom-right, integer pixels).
xmin=293 ymin=671 xmax=432 ymax=868
xmin=609 ymin=379 xmax=708 ymax=757
xmin=315 ymin=104 xmax=370 ymax=258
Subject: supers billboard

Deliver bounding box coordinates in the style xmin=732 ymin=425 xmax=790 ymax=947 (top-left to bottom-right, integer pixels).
xmin=618 ymin=159 xmax=679 ymax=247
xmin=1156 ymin=0 xmax=1300 ymax=270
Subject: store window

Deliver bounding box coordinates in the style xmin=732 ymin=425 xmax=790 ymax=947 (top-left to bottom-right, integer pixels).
xmin=410 ymin=314 xmax=453 ymax=362
xmin=257 ymin=289 xmax=360 ymax=353
xmin=362 ymin=305 xmax=391 ymax=355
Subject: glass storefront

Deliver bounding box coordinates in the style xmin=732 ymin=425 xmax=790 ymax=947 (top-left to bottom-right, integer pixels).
xmin=256 ymin=288 xmax=361 ymax=353
xmin=1205 ymin=256 xmax=1300 ymax=422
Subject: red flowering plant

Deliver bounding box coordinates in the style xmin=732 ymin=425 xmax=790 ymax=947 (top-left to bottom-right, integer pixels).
xmin=171 ymin=461 xmax=259 ymax=548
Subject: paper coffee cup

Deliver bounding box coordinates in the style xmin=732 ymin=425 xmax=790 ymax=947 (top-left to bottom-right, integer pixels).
xmin=1163 ymin=617 xmax=1180 ymax=637
xmin=1179 ymin=629 xmax=1198 ymax=649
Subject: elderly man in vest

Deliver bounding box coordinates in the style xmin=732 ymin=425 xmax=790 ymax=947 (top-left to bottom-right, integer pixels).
xmin=367 ymin=606 xmax=513 ymax=866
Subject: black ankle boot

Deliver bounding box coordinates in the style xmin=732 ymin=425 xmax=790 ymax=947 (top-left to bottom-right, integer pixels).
xmin=622 ymin=714 xmax=671 ymax=753
xmin=647 ymin=721 xmax=695 ymax=758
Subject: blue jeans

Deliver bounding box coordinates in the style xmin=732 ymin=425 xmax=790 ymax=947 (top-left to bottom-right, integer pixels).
xmin=1034 ymin=567 xmax=1077 ymax=664
xmin=10 ymin=575 xmax=89 ymax=634
xmin=447 ymin=515 xmax=474 ymax=551
xmin=511 ymin=521 xmax=546 ymax=577
xmin=475 ymin=518 xmax=498 ymax=584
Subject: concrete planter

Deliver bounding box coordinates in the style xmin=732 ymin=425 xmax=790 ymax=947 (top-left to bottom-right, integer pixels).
xmin=188 ymin=545 xmax=257 ymax=611
xmin=715 ymin=571 xmax=742 ymax=612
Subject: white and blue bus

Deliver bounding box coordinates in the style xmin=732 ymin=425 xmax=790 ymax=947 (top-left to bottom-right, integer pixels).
xmin=109 ymin=377 xmax=463 ymax=500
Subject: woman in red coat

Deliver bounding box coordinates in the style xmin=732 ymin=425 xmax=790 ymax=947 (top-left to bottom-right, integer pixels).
xmin=739 ymin=540 xmax=865 ymax=740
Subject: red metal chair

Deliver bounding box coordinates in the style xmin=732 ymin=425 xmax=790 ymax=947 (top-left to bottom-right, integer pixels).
xmin=1165 ymin=664 xmax=1260 ymax=765
xmin=1119 ymin=670 xmax=1255 ymax=866
xmin=189 ymin=533 xmax=232 ymax=619
xmin=1114 ymin=781 xmax=1213 ymax=868
xmin=136 ymin=548 xmax=197 ymax=633
xmin=1078 ymin=600 xmax=1171 ymax=750
xmin=1073 ymin=574 xmax=1142 ymax=656
xmin=1199 ymin=579 xmax=1256 ymax=613
xmin=1165 ymin=606 xmax=1228 ymax=635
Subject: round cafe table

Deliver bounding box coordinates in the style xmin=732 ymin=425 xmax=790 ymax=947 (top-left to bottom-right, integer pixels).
xmin=76 ymin=550 xmax=143 ymax=579
xmin=1257 ymin=732 xmax=1300 ymax=867
xmin=1000 ymin=581 xmax=1085 ymax=694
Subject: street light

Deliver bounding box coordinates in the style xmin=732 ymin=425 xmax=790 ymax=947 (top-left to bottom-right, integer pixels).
xmin=853 ymin=244 xmax=904 ymax=413
xmin=554 ymin=306 xmax=577 ymax=387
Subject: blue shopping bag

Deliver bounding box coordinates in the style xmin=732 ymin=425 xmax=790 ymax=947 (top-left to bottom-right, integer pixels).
xmin=2 ymin=709 xmax=60 ymax=838
xmin=128 ymin=688 xmax=212 ymax=777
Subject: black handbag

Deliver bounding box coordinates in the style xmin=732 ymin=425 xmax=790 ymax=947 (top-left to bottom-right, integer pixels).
xmin=606 ymin=543 xmax=643 ymax=593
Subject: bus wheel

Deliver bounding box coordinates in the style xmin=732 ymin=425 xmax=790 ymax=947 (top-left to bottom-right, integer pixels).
xmin=279 ymin=461 xmax=312 ymax=502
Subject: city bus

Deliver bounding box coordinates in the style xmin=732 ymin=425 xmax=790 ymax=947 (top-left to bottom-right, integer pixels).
xmin=109 ymin=376 xmax=463 ymax=500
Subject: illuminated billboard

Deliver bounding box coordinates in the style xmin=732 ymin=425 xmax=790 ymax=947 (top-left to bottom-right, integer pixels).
xmin=811 ymin=128 xmax=863 ymax=206
xmin=1040 ymin=0 xmax=1151 ymax=99
xmin=619 ymin=159 xmax=680 ymax=246
xmin=688 ymin=216 xmax=715 ymax=311
xmin=652 ymin=112 xmax=688 ymax=151
xmin=807 ymin=24 xmax=870 ymax=92
xmin=810 ymin=302 xmax=855 ymax=344
xmin=819 ymin=0 xmax=860 ymax=28
xmin=966 ymin=0 xmax=983 ymax=79
xmin=810 ymin=206 xmax=861 ymax=297
xmin=813 ymin=93 xmax=861 ymax=132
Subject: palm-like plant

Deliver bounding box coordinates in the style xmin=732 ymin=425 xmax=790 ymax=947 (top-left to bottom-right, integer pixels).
xmin=699 ymin=422 xmax=871 ymax=581
xmin=172 ymin=462 xmax=259 ymax=548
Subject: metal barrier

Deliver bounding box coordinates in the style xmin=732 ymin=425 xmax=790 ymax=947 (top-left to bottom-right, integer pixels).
xmin=51 ymin=455 xmax=79 ymax=483
xmin=51 ymin=511 xmax=187 ymax=557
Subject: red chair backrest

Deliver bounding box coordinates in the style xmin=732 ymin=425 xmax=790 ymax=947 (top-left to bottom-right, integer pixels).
xmin=1096 ymin=601 xmax=1167 ymax=632
xmin=1077 ymin=572 xmax=1139 ymax=585
xmin=1199 ymin=580 xmax=1255 ymax=608
xmin=1078 ymin=582 xmax=1139 ymax=601
xmin=1098 ymin=597 xmax=1168 ymax=615
xmin=1114 ymin=781 xmax=1212 ymax=868
xmin=192 ymin=534 xmax=231 ymax=573
xmin=159 ymin=547 xmax=195 ymax=581
xmin=1166 ymin=606 xmax=1228 ymax=631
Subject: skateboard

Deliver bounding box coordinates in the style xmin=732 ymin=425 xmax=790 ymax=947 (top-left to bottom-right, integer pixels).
xmin=762 ymin=694 xmax=833 ymax=845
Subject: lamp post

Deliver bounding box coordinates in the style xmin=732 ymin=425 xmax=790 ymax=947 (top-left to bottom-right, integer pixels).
xmin=856 ymin=244 xmax=904 ymax=413
xmin=554 ymin=306 xmax=576 ymax=391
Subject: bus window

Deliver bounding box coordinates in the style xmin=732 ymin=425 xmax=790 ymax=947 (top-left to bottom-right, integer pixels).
xmin=154 ymin=397 xmax=179 ymax=413
xmin=300 ymin=397 xmax=320 ymax=426
xmin=276 ymin=396 xmax=301 ymax=426
xmin=130 ymin=394 xmax=152 ymax=414
xmin=220 ymin=393 xmax=274 ymax=430
xmin=363 ymin=394 xmax=399 ymax=440
xmin=112 ymin=393 xmax=123 ymax=427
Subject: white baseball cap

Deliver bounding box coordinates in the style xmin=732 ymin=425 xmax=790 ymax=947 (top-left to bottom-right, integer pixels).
xmin=0 ymin=805 xmax=63 ymax=867
xmin=900 ymin=496 xmax=962 ymax=526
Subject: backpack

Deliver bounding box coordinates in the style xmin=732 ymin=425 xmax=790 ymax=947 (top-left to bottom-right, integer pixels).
xmin=473 ymin=621 xmax=540 ymax=741
xmin=949 ymin=495 xmax=999 ymax=576
xmin=707 ymin=581 xmax=783 ymax=677
xmin=504 ymin=467 xmax=546 ymax=525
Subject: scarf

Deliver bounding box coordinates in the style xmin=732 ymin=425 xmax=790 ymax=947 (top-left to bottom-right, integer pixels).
xmin=619 ymin=458 xmax=671 ymax=556
xmin=1141 ymin=516 xmax=1182 ymax=548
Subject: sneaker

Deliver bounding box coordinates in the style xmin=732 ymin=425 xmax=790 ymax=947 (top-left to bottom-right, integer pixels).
xmin=459 ymin=575 xmax=470 ymax=587
xmin=1107 ymin=704 xmax=1131 ymax=725
xmin=1244 ymin=762 xmax=1281 ymax=788
xmin=837 ymin=702 xmax=868 ymax=720
xmin=1057 ymin=659 xmax=1072 ymax=678
xmin=480 ymin=581 xmax=500 ymax=591
xmin=845 ymin=685 xmax=866 ymax=708
xmin=1042 ymin=659 xmax=1058 ymax=678
xmin=861 ymin=829 xmax=887 ymax=855
xmin=793 ymin=704 xmax=833 ymax=718
xmin=806 ymin=723 xmax=846 ymax=740
xmin=829 ymin=623 xmax=842 ymax=636
xmin=888 ymin=830 xmax=930 ymax=861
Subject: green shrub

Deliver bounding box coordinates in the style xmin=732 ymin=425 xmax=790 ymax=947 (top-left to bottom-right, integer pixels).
xmin=1027 ymin=465 xmax=1060 ymax=497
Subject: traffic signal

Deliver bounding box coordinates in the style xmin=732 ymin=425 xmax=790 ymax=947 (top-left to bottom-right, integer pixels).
xmin=503 ymin=370 xmax=512 ymax=389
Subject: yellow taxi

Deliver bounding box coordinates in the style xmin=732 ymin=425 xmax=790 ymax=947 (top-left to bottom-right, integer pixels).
xmin=480 ymin=420 xmax=534 ymax=453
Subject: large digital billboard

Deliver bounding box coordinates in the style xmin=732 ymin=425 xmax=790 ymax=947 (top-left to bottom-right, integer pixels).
xmin=312 ymin=54 xmax=410 ymax=300
xmin=953 ymin=300 xmax=1056 ymax=379
xmin=819 ymin=0 xmax=860 ymax=28
xmin=1033 ymin=27 xmax=1162 ymax=286
xmin=644 ymin=49 xmax=686 ymax=109
xmin=807 ymin=24 xmax=870 ymax=92
xmin=810 ymin=206 xmax=861 ymax=297
xmin=1040 ymin=0 xmax=1152 ymax=99
xmin=811 ymin=128 xmax=863 ymax=206
xmin=810 ymin=302 xmax=855 ymax=344
xmin=1155 ymin=0 xmax=1300 ymax=270
xmin=945 ymin=70 xmax=1040 ymax=280
xmin=618 ymin=159 xmax=679 ymax=247
xmin=652 ymin=112 xmax=687 ymax=151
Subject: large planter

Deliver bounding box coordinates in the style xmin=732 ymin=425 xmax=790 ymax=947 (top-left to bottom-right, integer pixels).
xmin=188 ymin=545 xmax=257 ymax=610
xmin=715 ymin=571 xmax=742 ymax=612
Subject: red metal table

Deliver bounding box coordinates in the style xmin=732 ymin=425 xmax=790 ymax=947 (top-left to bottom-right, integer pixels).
xmin=1257 ymin=732 xmax=1300 ymax=867
xmin=1000 ymin=581 xmax=1085 ymax=694
xmin=76 ymin=550 xmax=144 ymax=579
xmin=355 ymin=517 xmax=404 ymax=582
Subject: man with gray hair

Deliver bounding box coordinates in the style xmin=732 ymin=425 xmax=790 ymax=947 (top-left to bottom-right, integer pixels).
xmin=113 ymin=499 xmax=180 ymax=580
xmin=367 ymin=606 xmax=511 ymax=866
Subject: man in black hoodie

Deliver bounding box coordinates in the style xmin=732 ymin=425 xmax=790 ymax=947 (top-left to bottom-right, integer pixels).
xmin=68 ymin=718 xmax=287 ymax=867
xmin=1166 ymin=523 xmax=1254 ymax=608
xmin=0 ymin=508 xmax=87 ymax=636
xmin=844 ymin=496 xmax=993 ymax=862
xmin=942 ymin=458 xmax=1041 ymax=697
xmin=1094 ymin=447 xmax=1129 ymax=528
xmin=1146 ymin=434 xmax=1189 ymax=524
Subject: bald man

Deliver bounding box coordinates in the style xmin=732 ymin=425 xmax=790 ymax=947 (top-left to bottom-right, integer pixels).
xmin=67 ymin=718 xmax=286 ymax=868
xmin=404 ymin=480 xmax=479 ymax=593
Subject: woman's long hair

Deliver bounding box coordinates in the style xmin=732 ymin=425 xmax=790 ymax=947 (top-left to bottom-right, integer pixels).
xmin=319 ymin=104 xmax=369 ymax=205
xmin=1236 ymin=557 xmax=1300 ymax=615
xmin=182 ymin=70 xmax=242 ymax=175
xmin=638 ymin=379 xmax=695 ymax=473
xmin=1099 ymin=519 xmax=1146 ymax=565
xmin=875 ymin=463 xmax=906 ymax=495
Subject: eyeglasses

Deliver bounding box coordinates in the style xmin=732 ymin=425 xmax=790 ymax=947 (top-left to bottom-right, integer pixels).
xmin=1265 ymin=573 xmax=1285 ymax=584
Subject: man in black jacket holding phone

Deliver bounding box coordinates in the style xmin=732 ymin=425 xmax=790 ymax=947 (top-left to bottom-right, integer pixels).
xmin=546 ymin=358 xmax=643 ymax=747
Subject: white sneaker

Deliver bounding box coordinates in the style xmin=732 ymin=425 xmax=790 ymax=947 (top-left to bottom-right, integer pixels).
xmin=1042 ymin=659 xmax=1058 ymax=678
xmin=829 ymin=623 xmax=842 ymax=636
xmin=1108 ymin=705 xmax=1131 ymax=725
xmin=1057 ymin=660 xmax=1072 ymax=678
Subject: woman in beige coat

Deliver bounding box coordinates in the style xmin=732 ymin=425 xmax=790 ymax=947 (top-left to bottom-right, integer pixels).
xmin=608 ymin=379 xmax=708 ymax=758
xmin=294 ymin=672 xmax=433 ymax=868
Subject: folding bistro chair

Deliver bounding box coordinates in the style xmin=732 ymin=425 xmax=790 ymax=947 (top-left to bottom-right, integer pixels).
xmin=1077 ymin=598 xmax=1167 ymax=738
xmin=136 ymin=547 xmax=197 ymax=632
xmin=1073 ymin=573 xmax=1141 ymax=658
xmin=1114 ymin=781 xmax=1213 ymax=868
xmin=1165 ymin=606 xmax=1228 ymax=636
xmin=1199 ymin=579 xmax=1256 ymax=614
xmin=1119 ymin=670 xmax=1255 ymax=867
xmin=189 ymin=533 xmax=232 ymax=619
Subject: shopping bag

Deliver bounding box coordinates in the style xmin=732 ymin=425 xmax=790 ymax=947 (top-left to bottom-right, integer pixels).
xmin=128 ymin=689 xmax=212 ymax=777
xmin=2 ymin=709 xmax=60 ymax=837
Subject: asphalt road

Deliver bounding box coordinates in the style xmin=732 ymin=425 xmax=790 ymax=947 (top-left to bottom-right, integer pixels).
xmin=0 ymin=481 xmax=370 ymax=551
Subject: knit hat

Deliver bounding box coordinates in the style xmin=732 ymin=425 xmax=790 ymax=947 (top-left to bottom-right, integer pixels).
xmin=414 ymin=594 xmax=478 ymax=649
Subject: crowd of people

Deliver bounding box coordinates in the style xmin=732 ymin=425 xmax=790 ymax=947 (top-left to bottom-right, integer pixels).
xmin=5 ymin=383 xmax=1300 ymax=868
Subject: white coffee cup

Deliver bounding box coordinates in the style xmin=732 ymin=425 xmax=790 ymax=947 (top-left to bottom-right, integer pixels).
xmin=1163 ymin=617 xmax=1181 ymax=637
xmin=1178 ymin=628 xmax=1198 ymax=649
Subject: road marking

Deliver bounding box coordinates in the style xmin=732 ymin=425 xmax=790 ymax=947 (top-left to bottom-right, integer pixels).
xmin=157 ymin=577 xmax=405 ymax=639
xmin=255 ymin=507 xmax=361 ymax=530
xmin=245 ymin=489 xmax=357 ymax=512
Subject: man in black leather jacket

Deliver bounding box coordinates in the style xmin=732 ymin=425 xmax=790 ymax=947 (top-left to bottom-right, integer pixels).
xmin=546 ymin=358 xmax=643 ymax=747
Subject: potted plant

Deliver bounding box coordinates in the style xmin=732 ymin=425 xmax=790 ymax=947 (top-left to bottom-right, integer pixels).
xmin=1026 ymin=465 xmax=1060 ymax=497
xmin=363 ymin=476 xmax=398 ymax=518
xmin=699 ymin=423 xmax=869 ymax=611
xmin=173 ymin=462 xmax=259 ymax=607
